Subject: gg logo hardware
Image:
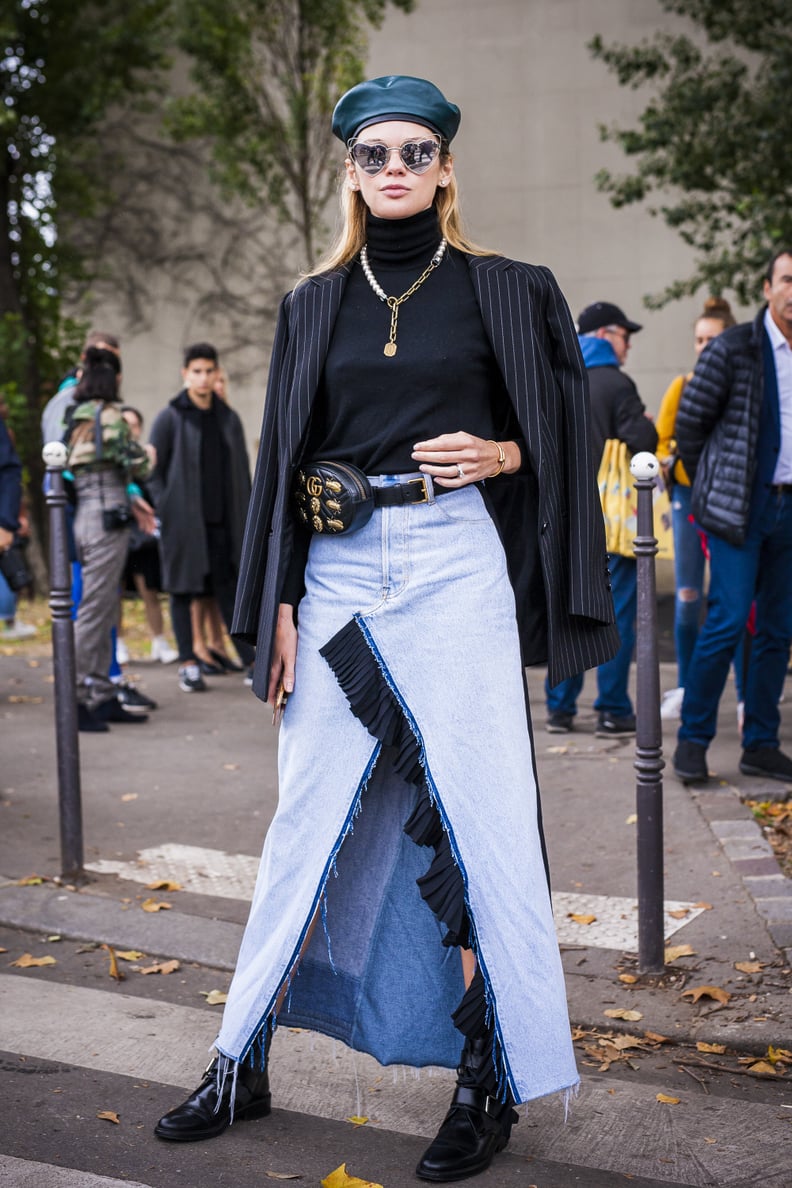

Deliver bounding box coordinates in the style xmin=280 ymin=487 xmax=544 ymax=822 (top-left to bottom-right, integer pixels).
xmin=306 ymin=475 xmax=323 ymax=497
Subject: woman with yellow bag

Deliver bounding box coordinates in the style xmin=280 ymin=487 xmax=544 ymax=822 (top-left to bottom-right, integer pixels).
xmin=545 ymin=301 xmax=657 ymax=736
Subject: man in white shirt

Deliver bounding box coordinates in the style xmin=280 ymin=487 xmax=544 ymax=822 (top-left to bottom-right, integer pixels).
xmin=672 ymin=248 xmax=792 ymax=784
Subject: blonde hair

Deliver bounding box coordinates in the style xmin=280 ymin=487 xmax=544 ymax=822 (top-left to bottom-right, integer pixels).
xmin=304 ymin=147 xmax=496 ymax=279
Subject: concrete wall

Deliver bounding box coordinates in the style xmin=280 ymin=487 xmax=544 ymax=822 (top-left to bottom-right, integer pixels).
xmin=110 ymin=0 xmax=750 ymax=453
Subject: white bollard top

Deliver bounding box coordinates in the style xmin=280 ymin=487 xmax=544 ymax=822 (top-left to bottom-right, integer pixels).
xmin=630 ymin=451 xmax=660 ymax=481
xmin=42 ymin=441 xmax=68 ymax=469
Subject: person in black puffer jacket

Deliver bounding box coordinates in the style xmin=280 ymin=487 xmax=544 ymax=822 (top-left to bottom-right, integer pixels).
xmin=673 ymin=247 xmax=792 ymax=785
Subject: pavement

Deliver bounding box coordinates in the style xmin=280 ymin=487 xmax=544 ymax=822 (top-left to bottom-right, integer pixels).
xmin=1 ymin=606 xmax=791 ymax=1187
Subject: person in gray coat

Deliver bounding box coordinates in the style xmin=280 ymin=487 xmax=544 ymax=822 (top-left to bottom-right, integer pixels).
xmin=149 ymin=343 xmax=254 ymax=691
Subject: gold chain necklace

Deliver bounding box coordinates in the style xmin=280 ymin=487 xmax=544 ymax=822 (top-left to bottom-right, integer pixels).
xmin=359 ymin=238 xmax=447 ymax=357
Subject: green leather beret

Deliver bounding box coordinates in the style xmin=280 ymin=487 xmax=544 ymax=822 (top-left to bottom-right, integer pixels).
xmin=332 ymin=75 xmax=461 ymax=145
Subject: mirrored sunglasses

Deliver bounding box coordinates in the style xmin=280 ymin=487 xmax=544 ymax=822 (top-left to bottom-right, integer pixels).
xmin=348 ymin=137 xmax=442 ymax=176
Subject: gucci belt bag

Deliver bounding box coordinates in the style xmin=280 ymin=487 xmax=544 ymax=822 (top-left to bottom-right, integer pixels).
xmin=293 ymin=461 xmax=375 ymax=534
xmin=294 ymin=462 xmax=443 ymax=534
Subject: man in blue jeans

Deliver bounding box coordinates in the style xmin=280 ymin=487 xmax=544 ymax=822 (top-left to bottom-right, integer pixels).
xmin=545 ymin=301 xmax=657 ymax=737
xmin=673 ymin=248 xmax=792 ymax=784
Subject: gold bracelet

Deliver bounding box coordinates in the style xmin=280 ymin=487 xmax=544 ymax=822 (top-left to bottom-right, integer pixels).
xmin=487 ymin=440 xmax=506 ymax=478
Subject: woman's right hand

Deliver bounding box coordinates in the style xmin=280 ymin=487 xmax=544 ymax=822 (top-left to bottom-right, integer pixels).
xmin=268 ymin=603 xmax=298 ymax=704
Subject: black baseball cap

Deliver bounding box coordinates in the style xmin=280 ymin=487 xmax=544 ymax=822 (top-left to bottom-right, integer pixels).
xmin=577 ymin=301 xmax=642 ymax=335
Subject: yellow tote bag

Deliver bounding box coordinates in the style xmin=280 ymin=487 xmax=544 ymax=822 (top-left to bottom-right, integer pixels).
xmin=597 ymin=439 xmax=673 ymax=561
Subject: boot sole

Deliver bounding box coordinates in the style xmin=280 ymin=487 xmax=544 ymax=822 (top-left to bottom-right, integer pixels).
xmin=739 ymin=761 xmax=792 ymax=782
xmin=154 ymin=1095 xmax=271 ymax=1142
xmin=673 ymin=765 xmax=709 ymax=785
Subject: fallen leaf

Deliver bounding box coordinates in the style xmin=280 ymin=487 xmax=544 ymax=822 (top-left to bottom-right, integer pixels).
xmin=568 ymin=913 xmax=597 ymax=926
xmin=204 ymin=989 xmax=228 ymax=1005
xmin=121 ymin=793 xmax=138 ymax=802
xmin=102 ymin=944 xmax=125 ymax=982
xmin=696 ymin=1041 xmax=726 ymax=1054
xmin=618 ymin=974 xmax=638 ymax=984
xmin=10 ymin=953 xmax=56 ymax=968
xmin=97 ymin=1110 xmax=120 ymax=1124
xmin=17 ymin=875 xmax=45 ymax=886
xmin=321 ymin=1165 xmax=383 ymax=1188
xmin=643 ymin=1031 xmax=670 ymax=1044
xmin=115 ymin=950 xmax=145 ymax=961
xmin=668 ymin=908 xmax=689 ymax=919
xmin=223 ymin=763 xmax=240 ymax=770
xmin=681 ymin=985 xmax=731 ymax=1005
xmin=139 ymin=959 xmax=180 ymax=976
xmin=141 ymin=898 xmax=172 ymax=912
xmin=734 ymin=961 xmax=763 ymax=974
xmin=625 ymin=813 xmax=637 ymax=825
xmin=704 ymin=1138 xmax=717 ymax=1144
xmin=9 ymin=695 xmax=43 ymax=703
xmin=265 ymin=1175 xmax=303 ymax=1182
xmin=768 ymin=1046 xmax=792 ymax=1065
xmin=46 ymin=935 xmax=61 ymax=942
xmin=746 ymin=1060 xmax=779 ymax=1077
xmin=347 ymin=1116 xmax=369 ymax=1126
xmin=656 ymin=1093 xmax=680 ymax=1104
xmin=694 ymin=902 xmax=713 ymax=910
xmin=604 ymin=1008 xmax=643 ymax=1021
xmin=665 ymin=943 xmax=695 ymax=963
xmin=146 ymin=880 xmax=182 ymax=892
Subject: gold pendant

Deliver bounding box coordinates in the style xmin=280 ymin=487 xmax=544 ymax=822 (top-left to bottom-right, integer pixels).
xmin=384 ymin=342 xmax=397 ymax=357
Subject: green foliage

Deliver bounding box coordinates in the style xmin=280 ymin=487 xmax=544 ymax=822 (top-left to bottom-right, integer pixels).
xmin=168 ymin=0 xmax=415 ymax=264
xmin=0 ymin=0 xmax=172 ymax=389
xmin=0 ymin=311 xmax=85 ymax=480
xmin=589 ymin=0 xmax=792 ymax=306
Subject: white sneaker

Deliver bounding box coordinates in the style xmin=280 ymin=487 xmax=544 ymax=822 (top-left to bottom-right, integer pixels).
xmin=1 ymin=619 xmax=37 ymax=640
xmin=660 ymin=687 xmax=684 ymax=720
xmin=116 ymin=638 xmax=130 ymax=665
xmin=151 ymin=635 xmax=178 ymax=664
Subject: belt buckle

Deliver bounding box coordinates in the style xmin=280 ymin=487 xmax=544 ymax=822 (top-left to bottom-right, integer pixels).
xmin=408 ymin=476 xmax=431 ymax=504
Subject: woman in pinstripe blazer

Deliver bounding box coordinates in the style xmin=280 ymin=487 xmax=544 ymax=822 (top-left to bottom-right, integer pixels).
xmin=156 ymin=77 xmax=617 ymax=1182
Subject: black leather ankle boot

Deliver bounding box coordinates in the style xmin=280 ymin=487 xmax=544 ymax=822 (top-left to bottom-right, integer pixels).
xmin=415 ymin=1038 xmax=518 ymax=1181
xmin=154 ymin=1054 xmax=272 ymax=1142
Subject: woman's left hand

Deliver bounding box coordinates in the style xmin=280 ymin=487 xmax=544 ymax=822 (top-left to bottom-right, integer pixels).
xmin=412 ymin=432 xmax=505 ymax=487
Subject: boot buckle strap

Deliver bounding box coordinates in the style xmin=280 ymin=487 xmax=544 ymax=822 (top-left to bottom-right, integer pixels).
xmin=451 ymin=1084 xmax=500 ymax=1118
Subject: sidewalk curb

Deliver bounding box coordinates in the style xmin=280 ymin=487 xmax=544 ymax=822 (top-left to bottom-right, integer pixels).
xmin=693 ymin=785 xmax=792 ymax=957
xmin=0 ymin=884 xmax=242 ymax=972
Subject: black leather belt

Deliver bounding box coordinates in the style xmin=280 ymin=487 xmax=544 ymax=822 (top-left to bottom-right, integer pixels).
xmin=371 ymin=475 xmax=451 ymax=507
xmin=770 ymin=484 xmax=792 ymax=494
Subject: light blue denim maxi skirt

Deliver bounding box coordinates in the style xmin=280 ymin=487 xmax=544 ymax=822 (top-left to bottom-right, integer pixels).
xmin=216 ymin=482 xmax=579 ymax=1106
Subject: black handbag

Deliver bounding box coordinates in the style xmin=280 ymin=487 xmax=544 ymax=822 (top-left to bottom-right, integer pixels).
xmin=293 ymin=461 xmax=374 ymax=535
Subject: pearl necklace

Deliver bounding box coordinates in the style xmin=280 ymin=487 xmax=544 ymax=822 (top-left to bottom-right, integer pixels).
xmin=359 ymin=237 xmax=447 ymax=357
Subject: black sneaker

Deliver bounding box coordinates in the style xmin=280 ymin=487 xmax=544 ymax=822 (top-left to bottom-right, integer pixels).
xmin=117 ymin=682 xmax=157 ymax=713
xmin=739 ymin=747 xmax=792 ymax=782
xmin=78 ymin=703 xmax=109 ymax=733
xmin=595 ymin=713 xmax=636 ymax=738
xmin=673 ymin=740 xmax=709 ymax=783
xmin=546 ymin=711 xmax=574 ymax=734
xmin=178 ymin=663 xmax=207 ymax=693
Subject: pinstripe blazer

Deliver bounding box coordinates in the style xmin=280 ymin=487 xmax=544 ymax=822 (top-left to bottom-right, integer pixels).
xmin=232 ymin=254 xmax=619 ymax=694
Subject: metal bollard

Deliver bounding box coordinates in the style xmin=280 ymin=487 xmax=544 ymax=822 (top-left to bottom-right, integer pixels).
xmin=630 ymin=452 xmax=665 ymax=973
xmin=43 ymin=442 xmax=84 ymax=881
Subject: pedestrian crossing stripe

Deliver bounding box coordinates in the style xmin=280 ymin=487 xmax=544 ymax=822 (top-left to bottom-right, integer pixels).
xmin=85 ymin=843 xmax=705 ymax=952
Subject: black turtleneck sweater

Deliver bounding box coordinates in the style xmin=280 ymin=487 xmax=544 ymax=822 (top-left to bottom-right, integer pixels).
xmin=304 ymin=206 xmax=519 ymax=472
xmin=282 ymin=207 xmax=521 ymax=604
